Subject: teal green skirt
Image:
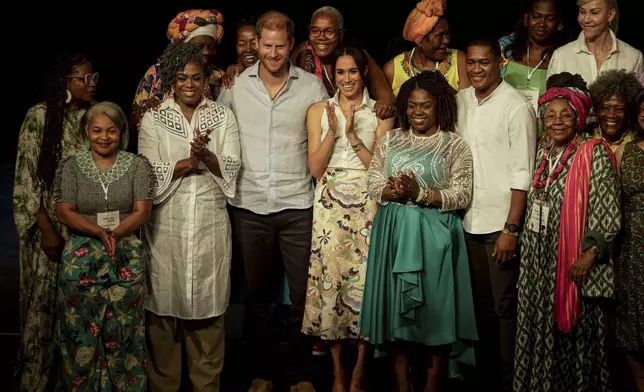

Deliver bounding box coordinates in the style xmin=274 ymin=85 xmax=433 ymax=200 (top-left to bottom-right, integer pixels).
xmin=359 ymin=203 xmax=478 ymax=376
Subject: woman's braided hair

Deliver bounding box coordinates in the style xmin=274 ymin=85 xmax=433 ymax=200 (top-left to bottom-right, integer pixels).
xmin=38 ymin=53 xmax=89 ymax=190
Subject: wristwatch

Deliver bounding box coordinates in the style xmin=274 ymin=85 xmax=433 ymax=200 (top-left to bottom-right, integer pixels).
xmin=504 ymin=222 xmax=521 ymax=234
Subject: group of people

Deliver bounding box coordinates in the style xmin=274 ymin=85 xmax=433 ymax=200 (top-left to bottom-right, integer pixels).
xmin=13 ymin=1 xmax=643 ymax=392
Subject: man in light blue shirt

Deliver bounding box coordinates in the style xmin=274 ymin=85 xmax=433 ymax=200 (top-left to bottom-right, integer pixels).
xmin=217 ymin=10 xmax=327 ymax=392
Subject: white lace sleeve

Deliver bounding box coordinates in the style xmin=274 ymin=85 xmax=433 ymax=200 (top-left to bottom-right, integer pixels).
xmin=137 ymin=111 xmax=181 ymax=205
xmin=206 ymin=106 xmax=241 ymax=198
xmin=366 ymin=130 xmax=391 ymax=205
xmin=438 ymin=135 xmax=473 ymax=211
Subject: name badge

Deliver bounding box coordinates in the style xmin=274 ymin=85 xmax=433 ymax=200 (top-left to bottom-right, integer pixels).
xmin=518 ymin=87 xmax=540 ymax=116
xmin=528 ymin=200 xmax=550 ymax=234
xmin=97 ymin=211 xmax=120 ymax=231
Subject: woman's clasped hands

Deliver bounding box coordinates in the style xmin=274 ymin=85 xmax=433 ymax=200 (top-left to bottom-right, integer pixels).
xmin=385 ymin=170 xmax=420 ymax=202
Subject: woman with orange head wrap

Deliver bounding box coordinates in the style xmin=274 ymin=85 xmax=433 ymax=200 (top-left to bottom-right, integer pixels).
xmin=130 ymin=9 xmax=225 ymax=143
xmin=383 ymin=0 xmax=470 ymax=95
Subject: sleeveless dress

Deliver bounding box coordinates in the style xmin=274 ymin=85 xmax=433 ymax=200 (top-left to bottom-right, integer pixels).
xmin=615 ymin=141 xmax=644 ymax=351
xmin=391 ymin=48 xmax=460 ymax=95
xmin=302 ymin=90 xmax=378 ymax=340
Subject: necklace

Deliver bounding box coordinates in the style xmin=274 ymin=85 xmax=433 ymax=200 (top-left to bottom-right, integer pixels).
xmin=532 ymin=137 xmax=579 ymax=190
xmin=408 ymin=47 xmax=440 ymax=76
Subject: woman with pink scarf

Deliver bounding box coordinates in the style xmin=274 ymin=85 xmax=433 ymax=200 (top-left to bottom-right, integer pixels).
xmin=513 ymin=72 xmax=621 ymax=392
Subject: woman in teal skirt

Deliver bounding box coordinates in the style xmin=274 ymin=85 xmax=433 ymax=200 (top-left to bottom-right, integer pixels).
xmin=54 ymin=102 xmax=152 ymax=390
xmin=359 ymin=71 xmax=477 ymax=392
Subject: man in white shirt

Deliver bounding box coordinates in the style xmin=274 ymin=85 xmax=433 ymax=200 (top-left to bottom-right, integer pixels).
xmin=456 ymin=38 xmax=537 ymax=392
xmin=547 ymin=0 xmax=643 ymax=85
xmin=217 ymin=11 xmax=327 ymax=392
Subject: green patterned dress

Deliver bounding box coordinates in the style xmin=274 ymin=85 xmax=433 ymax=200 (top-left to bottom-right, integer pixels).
xmin=615 ymin=142 xmax=644 ymax=351
xmin=514 ymin=137 xmax=622 ymax=392
xmin=13 ymin=104 xmax=86 ymax=392
xmin=54 ymin=151 xmax=153 ymax=391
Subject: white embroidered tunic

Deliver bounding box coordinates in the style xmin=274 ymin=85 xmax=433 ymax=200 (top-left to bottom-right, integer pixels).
xmin=138 ymin=97 xmax=241 ymax=319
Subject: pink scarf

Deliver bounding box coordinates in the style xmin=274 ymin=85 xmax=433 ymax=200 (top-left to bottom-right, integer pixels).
xmin=555 ymin=139 xmax=616 ymax=333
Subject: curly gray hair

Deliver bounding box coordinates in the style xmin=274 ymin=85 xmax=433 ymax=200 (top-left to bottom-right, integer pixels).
xmin=589 ymin=69 xmax=641 ymax=127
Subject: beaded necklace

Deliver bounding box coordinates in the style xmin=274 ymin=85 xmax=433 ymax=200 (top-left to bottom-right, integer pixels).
xmin=531 ymin=136 xmax=580 ymax=190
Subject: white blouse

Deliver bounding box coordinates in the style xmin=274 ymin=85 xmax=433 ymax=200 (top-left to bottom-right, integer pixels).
xmin=320 ymin=89 xmax=378 ymax=170
xmin=548 ymin=31 xmax=643 ymax=85
xmin=138 ymin=97 xmax=241 ymax=319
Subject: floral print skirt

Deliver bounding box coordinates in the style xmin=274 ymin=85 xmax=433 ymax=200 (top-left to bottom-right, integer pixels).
xmin=302 ymin=168 xmax=376 ymax=340
xmin=57 ymin=234 xmax=146 ymax=391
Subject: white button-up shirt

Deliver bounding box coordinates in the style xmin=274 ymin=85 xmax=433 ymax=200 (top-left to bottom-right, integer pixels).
xmin=138 ymin=97 xmax=241 ymax=319
xmin=217 ymin=62 xmax=328 ymax=215
xmin=322 ymin=89 xmax=378 ymax=170
xmin=456 ymin=81 xmax=537 ymax=235
xmin=548 ymin=30 xmax=644 ymax=85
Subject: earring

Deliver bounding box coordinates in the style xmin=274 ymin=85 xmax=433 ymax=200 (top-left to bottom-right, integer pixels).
xmin=558 ymin=25 xmax=564 ymax=31
xmin=65 ymin=90 xmax=72 ymax=104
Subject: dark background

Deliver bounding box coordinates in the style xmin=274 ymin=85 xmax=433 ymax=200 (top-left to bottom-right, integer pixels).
xmin=1 ymin=0 xmax=642 ymax=387
xmin=3 ymin=1 xmax=643 ymax=163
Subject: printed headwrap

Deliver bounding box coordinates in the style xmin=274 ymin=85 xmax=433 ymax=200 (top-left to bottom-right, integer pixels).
xmin=167 ymin=9 xmax=224 ymax=44
xmin=402 ymin=0 xmax=446 ymax=45
xmin=538 ymin=87 xmax=593 ymax=130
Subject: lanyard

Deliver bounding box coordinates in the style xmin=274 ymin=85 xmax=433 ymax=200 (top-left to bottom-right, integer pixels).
xmin=98 ymin=178 xmax=110 ymax=210
xmin=526 ymin=46 xmax=546 ymax=84
xmin=409 ymin=48 xmax=439 ymax=77
xmin=544 ymin=146 xmax=564 ymax=195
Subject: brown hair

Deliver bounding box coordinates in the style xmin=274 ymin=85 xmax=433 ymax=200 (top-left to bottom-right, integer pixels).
xmin=256 ymin=11 xmax=294 ymax=39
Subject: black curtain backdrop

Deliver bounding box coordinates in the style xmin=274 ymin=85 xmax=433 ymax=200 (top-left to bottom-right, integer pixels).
xmin=1 ymin=1 xmax=643 ymax=334
xmin=5 ymin=0 xmax=642 ymax=165
xmin=0 ymin=0 xmax=642 ymax=384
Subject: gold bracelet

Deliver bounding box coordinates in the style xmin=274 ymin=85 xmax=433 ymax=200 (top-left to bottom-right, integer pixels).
xmin=415 ymin=187 xmax=426 ymax=203
xmin=502 ymin=228 xmax=519 ymax=237
xmin=352 ymin=141 xmax=365 ymax=152
xmin=421 ymin=189 xmax=436 ymax=206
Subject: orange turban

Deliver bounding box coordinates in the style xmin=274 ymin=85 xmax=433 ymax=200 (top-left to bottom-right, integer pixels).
xmin=167 ymin=9 xmax=225 ymax=43
xmin=402 ymin=0 xmax=446 ymax=44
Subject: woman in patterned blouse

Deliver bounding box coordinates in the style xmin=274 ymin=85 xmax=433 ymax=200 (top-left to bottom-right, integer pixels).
xmin=54 ymin=102 xmax=153 ymax=390
xmin=360 ymin=71 xmax=477 ymax=392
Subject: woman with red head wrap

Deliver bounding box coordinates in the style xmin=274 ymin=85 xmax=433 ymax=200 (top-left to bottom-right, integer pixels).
xmin=514 ymin=72 xmax=621 ymax=392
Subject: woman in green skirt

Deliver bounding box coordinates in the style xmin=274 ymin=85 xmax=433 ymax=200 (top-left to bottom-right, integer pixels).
xmin=54 ymin=102 xmax=152 ymax=390
xmin=359 ymin=71 xmax=477 ymax=392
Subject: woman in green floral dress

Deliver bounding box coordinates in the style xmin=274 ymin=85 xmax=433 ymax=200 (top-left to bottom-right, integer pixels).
xmin=54 ymin=102 xmax=152 ymax=390
xmin=13 ymin=53 xmax=97 ymax=392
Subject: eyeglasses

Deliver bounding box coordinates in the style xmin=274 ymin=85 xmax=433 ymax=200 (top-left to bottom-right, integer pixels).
xmin=66 ymin=72 xmax=99 ymax=86
xmin=544 ymin=113 xmax=575 ymax=124
xmin=309 ymin=25 xmax=343 ymax=38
